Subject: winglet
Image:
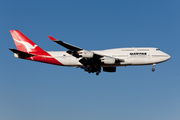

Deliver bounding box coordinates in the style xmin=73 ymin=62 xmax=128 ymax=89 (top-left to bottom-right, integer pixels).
xmin=48 ymin=36 xmax=57 ymax=41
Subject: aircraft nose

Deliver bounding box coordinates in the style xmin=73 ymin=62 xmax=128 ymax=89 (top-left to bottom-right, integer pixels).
xmin=164 ymin=52 xmax=171 ymax=61
xmin=167 ymin=54 xmax=171 ymax=60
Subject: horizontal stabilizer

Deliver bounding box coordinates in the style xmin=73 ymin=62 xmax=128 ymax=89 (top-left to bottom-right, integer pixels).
xmin=9 ymin=48 xmax=36 ymax=58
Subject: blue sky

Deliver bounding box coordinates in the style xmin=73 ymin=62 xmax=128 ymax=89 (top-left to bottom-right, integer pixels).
xmin=1 ymin=0 xmax=180 ymax=120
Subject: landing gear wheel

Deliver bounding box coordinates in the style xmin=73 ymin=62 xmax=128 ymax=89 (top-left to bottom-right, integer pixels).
xmin=96 ymin=72 xmax=99 ymax=76
xmin=88 ymin=70 xmax=91 ymax=74
xmin=152 ymin=64 xmax=156 ymax=72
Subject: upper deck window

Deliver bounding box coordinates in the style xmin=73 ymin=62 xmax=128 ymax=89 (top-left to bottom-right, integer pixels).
xmin=156 ymin=49 xmax=160 ymax=51
xmin=137 ymin=49 xmax=149 ymax=51
xmin=121 ymin=49 xmax=134 ymax=51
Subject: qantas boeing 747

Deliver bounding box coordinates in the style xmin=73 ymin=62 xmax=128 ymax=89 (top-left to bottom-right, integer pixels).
xmin=9 ymin=30 xmax=171 ymax=75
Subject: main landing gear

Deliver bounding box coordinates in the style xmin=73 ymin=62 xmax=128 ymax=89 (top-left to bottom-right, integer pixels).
xmin=152 ymin=64 xmax=156 ymax=72
xmin=96 ymin=70 xmax=101 ymax=76
xmin=85 ymin=66 xmax=101 ymax=76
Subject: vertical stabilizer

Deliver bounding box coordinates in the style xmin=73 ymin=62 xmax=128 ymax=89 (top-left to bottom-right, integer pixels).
xmin=10 ymin=30 xmax=63 ymax=66
xmin=10 ymin=30 xmax=45 ymax=53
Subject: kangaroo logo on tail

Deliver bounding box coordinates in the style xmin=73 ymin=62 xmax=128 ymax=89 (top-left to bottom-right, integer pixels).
xmin=13 ymin=38 xmax=38 ymax=53
xmin=10 ymin=30 xmax=45 ymax=53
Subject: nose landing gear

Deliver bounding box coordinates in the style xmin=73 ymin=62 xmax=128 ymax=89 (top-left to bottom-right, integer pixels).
xmin=152 ymin=64 xmax=156 ymax=72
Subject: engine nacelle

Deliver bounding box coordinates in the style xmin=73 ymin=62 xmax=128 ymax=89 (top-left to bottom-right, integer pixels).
xmin=103 ymin=67 xmax=116 ymax=72
xmin=101 ymin=57 xmax=115 ymax=64
xmin=79 ymin=50 xmax=94 ymax=58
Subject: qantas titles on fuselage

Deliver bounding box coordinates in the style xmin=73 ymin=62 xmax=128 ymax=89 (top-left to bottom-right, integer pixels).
xmin=9 ymin=30 xmax=171 ymax=75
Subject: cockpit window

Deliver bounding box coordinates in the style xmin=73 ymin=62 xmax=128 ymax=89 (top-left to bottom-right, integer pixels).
xmin=156 ymin=49 xmax=160 ymax=51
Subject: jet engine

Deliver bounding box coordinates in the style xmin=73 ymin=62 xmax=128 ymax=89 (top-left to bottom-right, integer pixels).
xmin=79 ymin=50 xmax=94 ymax=58
xmin=101 ymin=57 xmax=115 ymax=64
xmin=103 ymin=67 xmax=116 ymax=72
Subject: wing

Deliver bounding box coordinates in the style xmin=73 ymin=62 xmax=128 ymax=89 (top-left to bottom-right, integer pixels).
xmin=48 ymin=36 xmax=104 ymax=58
xmin=48 ymin=36 xmax=82 ymax=51
xmin=48 ymin=36 xmax=124 ymax=66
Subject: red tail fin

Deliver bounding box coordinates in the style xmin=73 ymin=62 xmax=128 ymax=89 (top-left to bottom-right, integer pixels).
xmin=10 ymin=30 xmax=45 ymax=53
xmin=10 ymin=30 xmax=63 ymax=66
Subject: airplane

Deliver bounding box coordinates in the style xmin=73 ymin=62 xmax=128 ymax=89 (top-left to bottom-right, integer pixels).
xmin=9 ymin=30 xmax=171 ymax=75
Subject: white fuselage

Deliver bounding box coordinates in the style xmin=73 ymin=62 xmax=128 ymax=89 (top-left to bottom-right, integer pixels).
xmin=48 ymin=47 xmax=171 ymax=67
xmin=10 ymin=30 xmax=171 ymax=75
